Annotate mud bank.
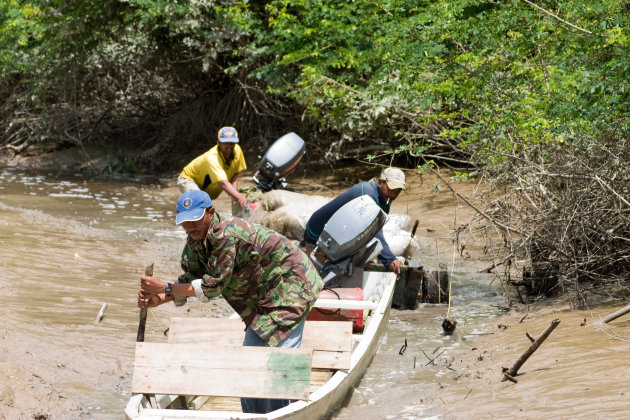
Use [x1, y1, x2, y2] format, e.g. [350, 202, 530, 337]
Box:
[420, 298, 630, 419]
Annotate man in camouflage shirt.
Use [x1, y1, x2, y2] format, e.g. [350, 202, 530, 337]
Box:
[138, 190, 324, 413]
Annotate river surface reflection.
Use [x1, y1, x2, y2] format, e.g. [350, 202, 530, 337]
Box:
[0, 163, 505, 419]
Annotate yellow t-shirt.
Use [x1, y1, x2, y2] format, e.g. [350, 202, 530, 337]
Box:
[179, 144, 247, 199]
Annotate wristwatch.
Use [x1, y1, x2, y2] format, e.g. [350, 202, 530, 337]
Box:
[165, 283, 173, 297]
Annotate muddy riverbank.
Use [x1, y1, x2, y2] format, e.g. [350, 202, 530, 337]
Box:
[419, 298, 630, 420]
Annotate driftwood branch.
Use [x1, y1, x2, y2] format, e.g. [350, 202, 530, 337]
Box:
[95, 303, 108, 323]
[602, 304, 630, 324]
[503, 373, 518, 383]
[594, 175, 630, 208]
[419, 347, 445, 366]
[502, 319, 561, 382]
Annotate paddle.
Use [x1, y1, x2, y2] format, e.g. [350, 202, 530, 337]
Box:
[136, 263, 154, 342]
[136, 263, 159, 408]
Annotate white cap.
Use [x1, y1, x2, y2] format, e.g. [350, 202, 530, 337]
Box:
[380, 167, 406, 190]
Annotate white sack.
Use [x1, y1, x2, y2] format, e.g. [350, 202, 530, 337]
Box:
[249, 190, 330, 240]
[383, 214, 412, 256]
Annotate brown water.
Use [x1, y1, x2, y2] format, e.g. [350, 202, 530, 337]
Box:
[2, 163, 625, 419]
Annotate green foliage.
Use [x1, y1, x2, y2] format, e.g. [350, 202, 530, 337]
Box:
[4, 0, 627, 296]
[99, 149, 140, 176]
[0, 1, 44, 78]
[431, 182, 442, 194]
[0, 0, 268, 158]
[242, 0, 630, 164]
[0, 0, 256, 94]
[416, 160, 435, 176]
[2, 0, 630, 173]
[451, 170, 477, 182]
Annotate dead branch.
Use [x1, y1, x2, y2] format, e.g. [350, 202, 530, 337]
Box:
[502, 318, 561, 382]
[469, 138, 630, 300]
[426, 163, 526, 236]
[602, 304, 630, 324]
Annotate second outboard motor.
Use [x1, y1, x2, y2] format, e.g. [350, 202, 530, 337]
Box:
[313, 195, 387, 284]
[253, 132, 306, 192]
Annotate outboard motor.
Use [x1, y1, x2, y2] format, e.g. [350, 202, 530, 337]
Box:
[313, 195, 387, 284]
[253, 132, 306, 192]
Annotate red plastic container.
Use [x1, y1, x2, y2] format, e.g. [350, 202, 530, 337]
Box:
[307, 287, 365, 332]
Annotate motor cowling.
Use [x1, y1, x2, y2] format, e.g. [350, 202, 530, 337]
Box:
[317, 195, 387, 264]
[253, 132, 306, 192]
[314, 195, 387, 284]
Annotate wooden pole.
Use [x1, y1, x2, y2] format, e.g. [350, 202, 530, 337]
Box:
[135, 263, 158, 408]
[502, 318, 560, 382]
[602, 304, 630, 324]
[136, 263, 154, 342]
[410, 220, 419, 238]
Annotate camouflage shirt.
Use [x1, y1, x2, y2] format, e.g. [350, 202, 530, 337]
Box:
[178, 212, 324, 346]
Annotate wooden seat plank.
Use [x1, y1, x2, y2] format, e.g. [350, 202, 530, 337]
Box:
[168, 318, 352, 370]
[132, 342, 312, 400]
[169, 318, 351, 351]
[168, 318, 244, 345]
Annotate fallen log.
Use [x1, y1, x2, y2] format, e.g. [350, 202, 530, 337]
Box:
[501, 318, 561, 382]
[602, 304, 630, 324]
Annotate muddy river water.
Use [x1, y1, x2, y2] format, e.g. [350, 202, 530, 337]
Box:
[1, 162, 629, 419]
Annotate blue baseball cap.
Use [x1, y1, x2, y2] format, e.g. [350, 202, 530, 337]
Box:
[217, 126, 239, 143]
[176, 190, 213, 225]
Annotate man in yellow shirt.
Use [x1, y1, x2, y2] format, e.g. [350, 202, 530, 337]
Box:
[177, 126, 248, 208]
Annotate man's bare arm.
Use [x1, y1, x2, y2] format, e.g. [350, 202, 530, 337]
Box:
[219, 175, 247, 207]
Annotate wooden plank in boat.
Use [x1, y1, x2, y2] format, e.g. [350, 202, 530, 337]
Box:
[168, 318, 352, 370]
[197, 396, 241, 411]
[169, 318, 243, 345]
[131, 342, 312, 400]
[168, 318, 351, 351]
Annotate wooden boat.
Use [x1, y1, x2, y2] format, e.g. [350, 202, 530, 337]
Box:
[125, 268, 396, 420]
